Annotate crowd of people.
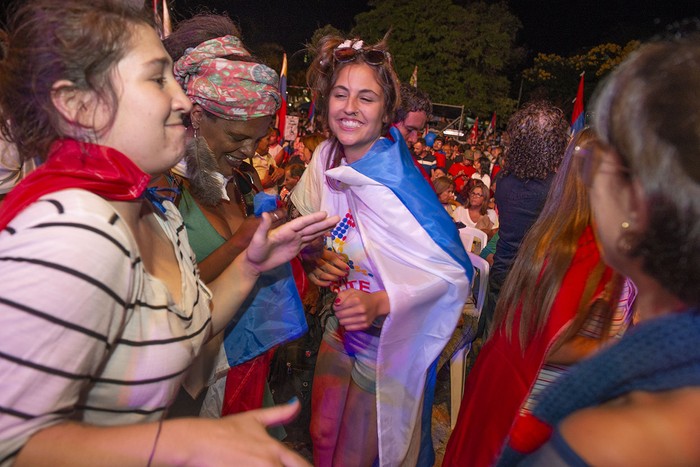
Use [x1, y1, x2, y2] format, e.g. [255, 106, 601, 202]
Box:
[0, 1, 698, 466]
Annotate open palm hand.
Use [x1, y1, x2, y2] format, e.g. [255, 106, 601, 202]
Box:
[245, 211, 340, 273]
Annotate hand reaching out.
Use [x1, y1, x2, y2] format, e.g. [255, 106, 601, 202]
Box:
[175, 400, 311, 467]
[15, 400, 311, 467]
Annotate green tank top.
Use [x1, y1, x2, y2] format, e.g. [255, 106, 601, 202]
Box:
[178, 188, 225, 261]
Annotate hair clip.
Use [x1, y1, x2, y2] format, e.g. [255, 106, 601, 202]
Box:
[336, 39, 364, 51]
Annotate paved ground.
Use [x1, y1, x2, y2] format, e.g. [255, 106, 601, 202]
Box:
[432, 335, 483, 466]
[431, 364, 453, 466]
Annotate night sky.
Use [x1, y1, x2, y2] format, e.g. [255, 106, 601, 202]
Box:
[169, 0, 700, 56]
[0, 0, 696, 56]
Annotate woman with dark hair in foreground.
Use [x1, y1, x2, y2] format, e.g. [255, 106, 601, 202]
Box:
[0, 1, 336, 464]
[499, 37, 700, 466]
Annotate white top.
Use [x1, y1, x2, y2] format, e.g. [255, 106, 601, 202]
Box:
[268, 143, 284, 165]
[0, 189, 212, 465]
[293, 151, 382, 297]
[452, 206, 499, 230]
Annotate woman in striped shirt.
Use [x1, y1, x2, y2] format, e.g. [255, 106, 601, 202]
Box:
[0, 1, 336, 465]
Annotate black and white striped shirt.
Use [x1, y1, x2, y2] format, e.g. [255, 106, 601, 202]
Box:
[0, 189, 212, 465]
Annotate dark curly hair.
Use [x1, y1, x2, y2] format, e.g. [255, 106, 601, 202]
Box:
[162, 13, 241, 61]
[0, 0, 152, 162]
[592, 37, 700, 306]
[502, 100, 569, 180]
[394, 83, 432, 123]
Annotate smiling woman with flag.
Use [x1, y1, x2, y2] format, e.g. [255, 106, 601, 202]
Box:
[291, 35, 471, 466]
[160, 13, 309, 422]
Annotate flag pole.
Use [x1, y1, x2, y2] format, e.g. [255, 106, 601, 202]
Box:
[276, 53, 288, 141]
[409, 65, 418, 88]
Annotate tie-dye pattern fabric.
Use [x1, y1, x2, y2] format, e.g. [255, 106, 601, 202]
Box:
[173, 35, 281, 120]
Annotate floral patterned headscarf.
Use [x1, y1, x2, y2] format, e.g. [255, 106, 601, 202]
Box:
[173, 35, 281, 120]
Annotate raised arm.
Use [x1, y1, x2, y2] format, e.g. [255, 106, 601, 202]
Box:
[194, 208, 285, 284]
[207, 210, 339, 334]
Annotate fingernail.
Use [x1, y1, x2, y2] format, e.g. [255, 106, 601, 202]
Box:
[287, 396, 299, 405]
[334, 298, 341, 305]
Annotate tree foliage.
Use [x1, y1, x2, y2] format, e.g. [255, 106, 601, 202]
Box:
[254, 42, 285, 73]
[343, 0, 522, 120]
[522, 41, 640, 115]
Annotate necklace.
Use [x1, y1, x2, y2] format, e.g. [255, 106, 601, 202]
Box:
[225, 173, 247, 219]
[227, 167, 259, 218]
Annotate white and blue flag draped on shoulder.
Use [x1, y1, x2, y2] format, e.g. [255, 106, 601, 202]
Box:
[317, 127, 471, 466]
[350, 128, 473, 281]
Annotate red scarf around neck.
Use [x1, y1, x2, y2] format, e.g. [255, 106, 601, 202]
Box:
[0, 139, 149, 230]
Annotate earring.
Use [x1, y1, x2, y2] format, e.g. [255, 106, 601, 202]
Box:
[193, 126, 199, 140]
[617, 220, 640, 256]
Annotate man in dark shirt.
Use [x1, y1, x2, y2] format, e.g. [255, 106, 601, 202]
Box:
[478, 100, 570, 337]
[413, 138, 437, 174]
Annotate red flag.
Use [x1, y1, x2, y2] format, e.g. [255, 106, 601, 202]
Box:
[468, 117, 479, 144]
[571, 72, 585, 134]
[486, 112, 496, 137]
[276, 53, 288, 141]
[307, 91, 316, 131]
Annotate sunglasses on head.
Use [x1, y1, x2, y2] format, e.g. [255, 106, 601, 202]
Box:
[333, 46, 388, 66]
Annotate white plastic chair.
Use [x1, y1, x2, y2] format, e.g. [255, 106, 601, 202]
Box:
[458, 226, 488, 255]
[450, 251, 489, 428]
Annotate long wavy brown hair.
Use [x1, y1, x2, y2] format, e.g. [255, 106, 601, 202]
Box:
[306, 34, 401, 176]
[491, 128, 623, 349]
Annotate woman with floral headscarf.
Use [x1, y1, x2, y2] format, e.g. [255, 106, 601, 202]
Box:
[158, 14, 305, 420]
